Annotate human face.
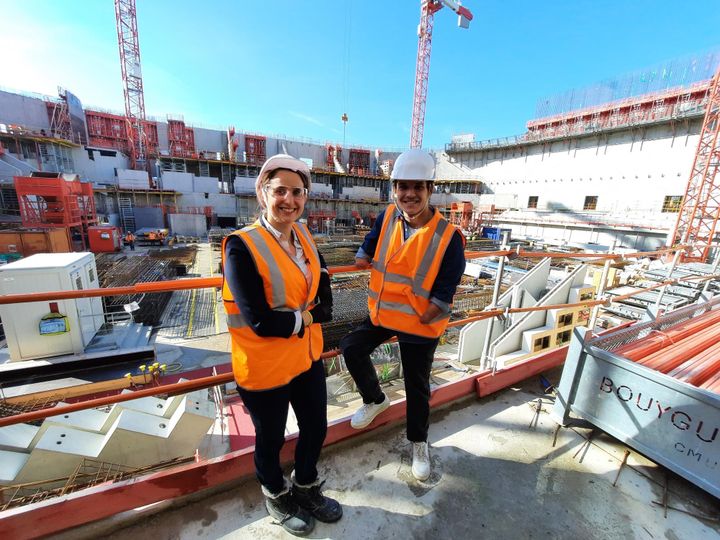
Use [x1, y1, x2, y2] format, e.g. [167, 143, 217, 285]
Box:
[263, 169, 307, 228]
[393, 180, 431, 217]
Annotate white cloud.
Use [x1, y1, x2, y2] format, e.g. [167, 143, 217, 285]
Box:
[288, 111, 324, 126]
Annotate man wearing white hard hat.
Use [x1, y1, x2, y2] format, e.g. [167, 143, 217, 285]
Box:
[222, 154, 341, 536]
[340, 148, 466, 481]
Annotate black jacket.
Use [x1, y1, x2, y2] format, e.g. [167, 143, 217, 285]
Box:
[223, 234, 332, 339]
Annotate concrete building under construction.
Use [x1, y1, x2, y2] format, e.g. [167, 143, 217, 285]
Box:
[0, 9, 719, 538]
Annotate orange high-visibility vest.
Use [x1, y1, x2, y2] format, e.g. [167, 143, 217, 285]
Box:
[221, 221, 323, 390]
[368, 204, 459, 338]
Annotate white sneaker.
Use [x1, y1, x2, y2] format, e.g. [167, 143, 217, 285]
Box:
[350, 394, 390, 429]
[412, 442, 431, 481]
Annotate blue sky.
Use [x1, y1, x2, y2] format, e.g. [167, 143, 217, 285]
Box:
[2, 0, 719, 150]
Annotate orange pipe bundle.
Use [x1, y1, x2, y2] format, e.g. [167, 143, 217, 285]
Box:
[635, 324, 720, 372]
[667, 340, 720, 387]
[614, 309, 720, 360]
[700, 371, 720, 393]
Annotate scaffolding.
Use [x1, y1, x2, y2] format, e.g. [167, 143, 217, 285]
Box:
[14, 173, 98, 249]
[525, 83, 710, 142]
[348, 148, 371, 176]
[244, 135, 266, 165]
[167, 118, 196, 159]
[85, 110, 158, 156]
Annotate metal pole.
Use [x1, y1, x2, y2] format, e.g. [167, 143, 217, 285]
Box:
[702, 248, 720, 293]
[480, 255, 506, 369]
[654, 249, 682, 310]
[588, 258, 612, 331]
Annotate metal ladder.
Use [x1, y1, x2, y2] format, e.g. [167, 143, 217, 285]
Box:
[38, 143, 59, 172]
[221, 164, 231, 185]
[119, 197, 136, 233]
[199, 161, 210, 177]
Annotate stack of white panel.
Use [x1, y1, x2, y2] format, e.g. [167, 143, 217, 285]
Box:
[0, 387, 215, 488]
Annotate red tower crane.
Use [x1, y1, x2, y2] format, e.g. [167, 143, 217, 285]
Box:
[115, 0, 147, 169]
[669, 69, 720, 262]
[410, 0, 472, 149]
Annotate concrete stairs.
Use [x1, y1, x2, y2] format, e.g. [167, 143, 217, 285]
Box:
[0, 384, 215, 488]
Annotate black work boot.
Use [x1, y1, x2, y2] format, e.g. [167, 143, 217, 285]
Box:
[291, 476, 343, 523]
[263, 484, 315, 537]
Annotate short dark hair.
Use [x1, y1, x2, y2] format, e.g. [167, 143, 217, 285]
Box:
[393, 180, 434, 191]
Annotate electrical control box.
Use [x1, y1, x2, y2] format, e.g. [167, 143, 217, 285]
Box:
[0, 252, 104, 361]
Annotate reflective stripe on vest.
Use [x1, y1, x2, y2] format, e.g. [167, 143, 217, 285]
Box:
[367, 289, 450, 323]
[243, 227, 286, 309]
[221, 221, 324, 390]
[368, 204, 457, 338]
[374, 207, 450, 298]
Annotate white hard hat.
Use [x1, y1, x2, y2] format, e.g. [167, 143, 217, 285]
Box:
[390, 149, 435, 182]
[255, 154, 311, 205]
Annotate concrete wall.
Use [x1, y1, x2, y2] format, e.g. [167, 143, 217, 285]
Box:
[193, 127, 225, 153]
[117, 168, 150, 190]
[435, 120, 702, 218]
[208, 193, 236, 217]
[168, 214, 207, 236]
[234, 176, 255, 195]
[161, 171, 193, 192]
[72, 147, 129, 184]
[0, 91, 50, 130]
[156, 122, 170, 155]
[134, 207, 164, 229]
[176, 192, 236, 218]
[193, 176, 219, 194]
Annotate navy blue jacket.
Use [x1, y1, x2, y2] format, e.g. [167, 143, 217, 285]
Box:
[224, 234, 332, 339]
[357, 208, 466, 309]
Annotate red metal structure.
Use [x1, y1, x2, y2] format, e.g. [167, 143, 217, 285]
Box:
[306, 210, 336, 232]
[14, 173, 98, 250]
[227, 126, 239, 161]
[244, 135, 267, 165]
[410, 0, 472, 149]
[669, 70, 720, 262]
[115, 0, 147, 169]
[348, 148, 371, 175]
[86, 109, 158, 156]
[45, 97, 71, 142]
[167, 118, 196, 158]
[326, 144, 342, 170]
[450, 201, 473, 228]
[526, 82, 710, 143]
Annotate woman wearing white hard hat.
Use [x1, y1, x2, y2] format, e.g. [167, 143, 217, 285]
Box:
[340, 148, 466, 481]
[221, 154, 341, 536]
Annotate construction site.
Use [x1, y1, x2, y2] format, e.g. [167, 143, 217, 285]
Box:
[0, 1, 719, 538]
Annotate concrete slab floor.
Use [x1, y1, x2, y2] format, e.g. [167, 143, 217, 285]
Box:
[60, 375, 719, 540]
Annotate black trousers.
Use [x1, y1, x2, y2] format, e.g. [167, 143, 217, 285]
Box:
[237, 359, 327, 495]
[340, 317, 438, 442]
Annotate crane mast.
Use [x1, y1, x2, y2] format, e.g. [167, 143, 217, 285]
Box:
[410, 0, 472, 149]
[669, 68, 720, 262]
[115, 0, 147, 169]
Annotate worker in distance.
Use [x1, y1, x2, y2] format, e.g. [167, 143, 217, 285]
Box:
[222, 154, 341, 536]
[341, 148, 466, 481]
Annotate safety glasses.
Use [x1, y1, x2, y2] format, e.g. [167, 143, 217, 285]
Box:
[265, 185, 309, 199]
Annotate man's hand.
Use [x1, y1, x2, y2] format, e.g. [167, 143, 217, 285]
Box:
[355, 257, 372, 269]
[420, 303, 443, 324]
[301, 310, 313, 327]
